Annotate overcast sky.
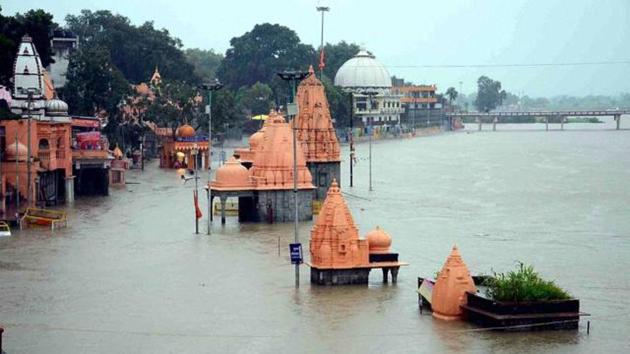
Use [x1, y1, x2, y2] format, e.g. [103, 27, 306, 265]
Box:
[4, 0, 629, 97]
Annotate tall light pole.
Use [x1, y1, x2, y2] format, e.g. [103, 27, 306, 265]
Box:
[202, 79, 222, 235]
[316, 6, 330, 80]
[277, 70, 310, 288]
[363, 90, 378, 192]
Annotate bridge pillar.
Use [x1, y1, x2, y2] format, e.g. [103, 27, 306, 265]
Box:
[492, 117, 497, 131]
[545, 117, 549, 131]
[616, 115, 621, 130]
[478, 117, 482, 131]
[560, 116, 565, 130]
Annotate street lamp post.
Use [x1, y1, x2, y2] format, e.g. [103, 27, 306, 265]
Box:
[202, 79, 223, 235]
[277, 70, 310, 288]
[363, 90, 379, 192]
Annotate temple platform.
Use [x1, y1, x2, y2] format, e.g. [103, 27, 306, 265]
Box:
[308, 261, 408, 285]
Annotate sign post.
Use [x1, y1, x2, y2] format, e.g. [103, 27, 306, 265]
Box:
[289, 243, 303, 265]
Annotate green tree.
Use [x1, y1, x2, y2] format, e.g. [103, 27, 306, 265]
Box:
[65, 10, 197, 84]
[185, 48, 223, 81]
[206, 89, 241, 133]
[474, 75, 507, 112]
[235, 82, 274, 117]
[321, 76, 351, 128]
[217, 23, 315, 91]
[445, 87, 458, 104]
[144, 79, 200, 131]
[322, 41, 361, 81]
[0, 8, 57, 85]
[63, 44, 130, 117]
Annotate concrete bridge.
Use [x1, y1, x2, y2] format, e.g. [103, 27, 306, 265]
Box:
[446, 110, 630, 131]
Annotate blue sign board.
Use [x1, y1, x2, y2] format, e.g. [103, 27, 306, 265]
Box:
[289, 243, 303, 264]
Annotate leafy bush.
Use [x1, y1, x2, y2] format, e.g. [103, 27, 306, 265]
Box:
[484, 262, 570, 302]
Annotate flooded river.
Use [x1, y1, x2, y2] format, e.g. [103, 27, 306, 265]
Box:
[1, 119, 630, 353]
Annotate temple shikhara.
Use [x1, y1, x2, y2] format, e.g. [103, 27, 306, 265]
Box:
[219, 65, 341, 224]
[211, 111, 314, 223]
[293, 65, 341, 199]
[308, 180, 406, 285]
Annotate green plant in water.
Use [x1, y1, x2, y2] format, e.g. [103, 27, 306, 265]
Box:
[483, 262, 570, 302]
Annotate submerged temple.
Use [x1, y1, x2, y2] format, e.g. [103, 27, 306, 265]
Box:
[294, 65, 341, 199]
[234, 65, 340, 201]
[308, 180, 406, 285]
[431, 246, 477, 320]
[210, 111, 314, 223]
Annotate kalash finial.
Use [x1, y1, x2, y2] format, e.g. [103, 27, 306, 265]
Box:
[328, 178, 340, 193]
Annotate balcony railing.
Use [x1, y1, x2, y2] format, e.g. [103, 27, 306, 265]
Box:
[38, 150, 51, 162]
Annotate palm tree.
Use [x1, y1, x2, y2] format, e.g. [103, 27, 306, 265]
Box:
[446, 87, 458, 104]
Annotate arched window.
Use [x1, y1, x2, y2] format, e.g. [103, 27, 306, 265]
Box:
[39, 138, 49, 150]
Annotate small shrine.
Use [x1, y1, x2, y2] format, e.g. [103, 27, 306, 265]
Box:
[159, 124, 209, 169]
[431, 246, 476, 320]
[210, 111, 315, 223]
[307, 180, 406, 285]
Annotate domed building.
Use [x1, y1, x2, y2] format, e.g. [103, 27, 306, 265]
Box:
[210, 111, 315, 224]
[308, 180, 407, 285]
[159, 123, 210, 170]
[334, 50, 403, 129]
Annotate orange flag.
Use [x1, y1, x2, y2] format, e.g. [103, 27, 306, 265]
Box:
[318, 49, 325, 72]
[194, 190, 203, 219]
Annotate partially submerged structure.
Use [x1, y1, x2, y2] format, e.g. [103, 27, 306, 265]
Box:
[159, 124, 209, 170]
[2, 35, 74, 216]
[71, 117, 112, 196]
[210, 111, 314, 223]
[0, 35, 116, 219]
[308, 180, 406, 285]
[293, 66, 341, 199]
[418, 247, 585, 330]
[431, 246, 477, 320]
[235, 66, 341, 202]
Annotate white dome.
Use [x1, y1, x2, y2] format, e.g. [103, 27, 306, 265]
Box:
[45, 98, 68, 116]
[334, 50, 392, 90]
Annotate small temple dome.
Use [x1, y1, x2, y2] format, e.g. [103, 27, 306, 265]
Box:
[176, 124, 196, 138]
[334, 50, 392, 89]
[5, 141, 28, 161]
[212, 157, 251, 190]
[366, 226, 392, 254]
[45, 98, 69, 116]
[248, 130, 264, 151]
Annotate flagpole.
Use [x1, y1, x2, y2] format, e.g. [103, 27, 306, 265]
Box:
[317, 6, 330, 79]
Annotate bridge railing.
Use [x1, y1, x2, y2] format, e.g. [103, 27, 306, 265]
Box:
[446, 110, 630, 117]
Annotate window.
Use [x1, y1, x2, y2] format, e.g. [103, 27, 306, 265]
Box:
[39, 139, 50, 150]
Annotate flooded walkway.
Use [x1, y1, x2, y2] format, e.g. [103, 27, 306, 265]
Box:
[1, 120, 630, 353]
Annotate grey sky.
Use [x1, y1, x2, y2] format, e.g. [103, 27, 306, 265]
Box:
[4, 0, 629, 96]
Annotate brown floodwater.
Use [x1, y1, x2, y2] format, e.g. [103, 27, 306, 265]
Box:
[1, 118, 629, 353]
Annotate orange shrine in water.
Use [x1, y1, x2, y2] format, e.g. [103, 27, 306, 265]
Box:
[307, 180, 407, 285]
